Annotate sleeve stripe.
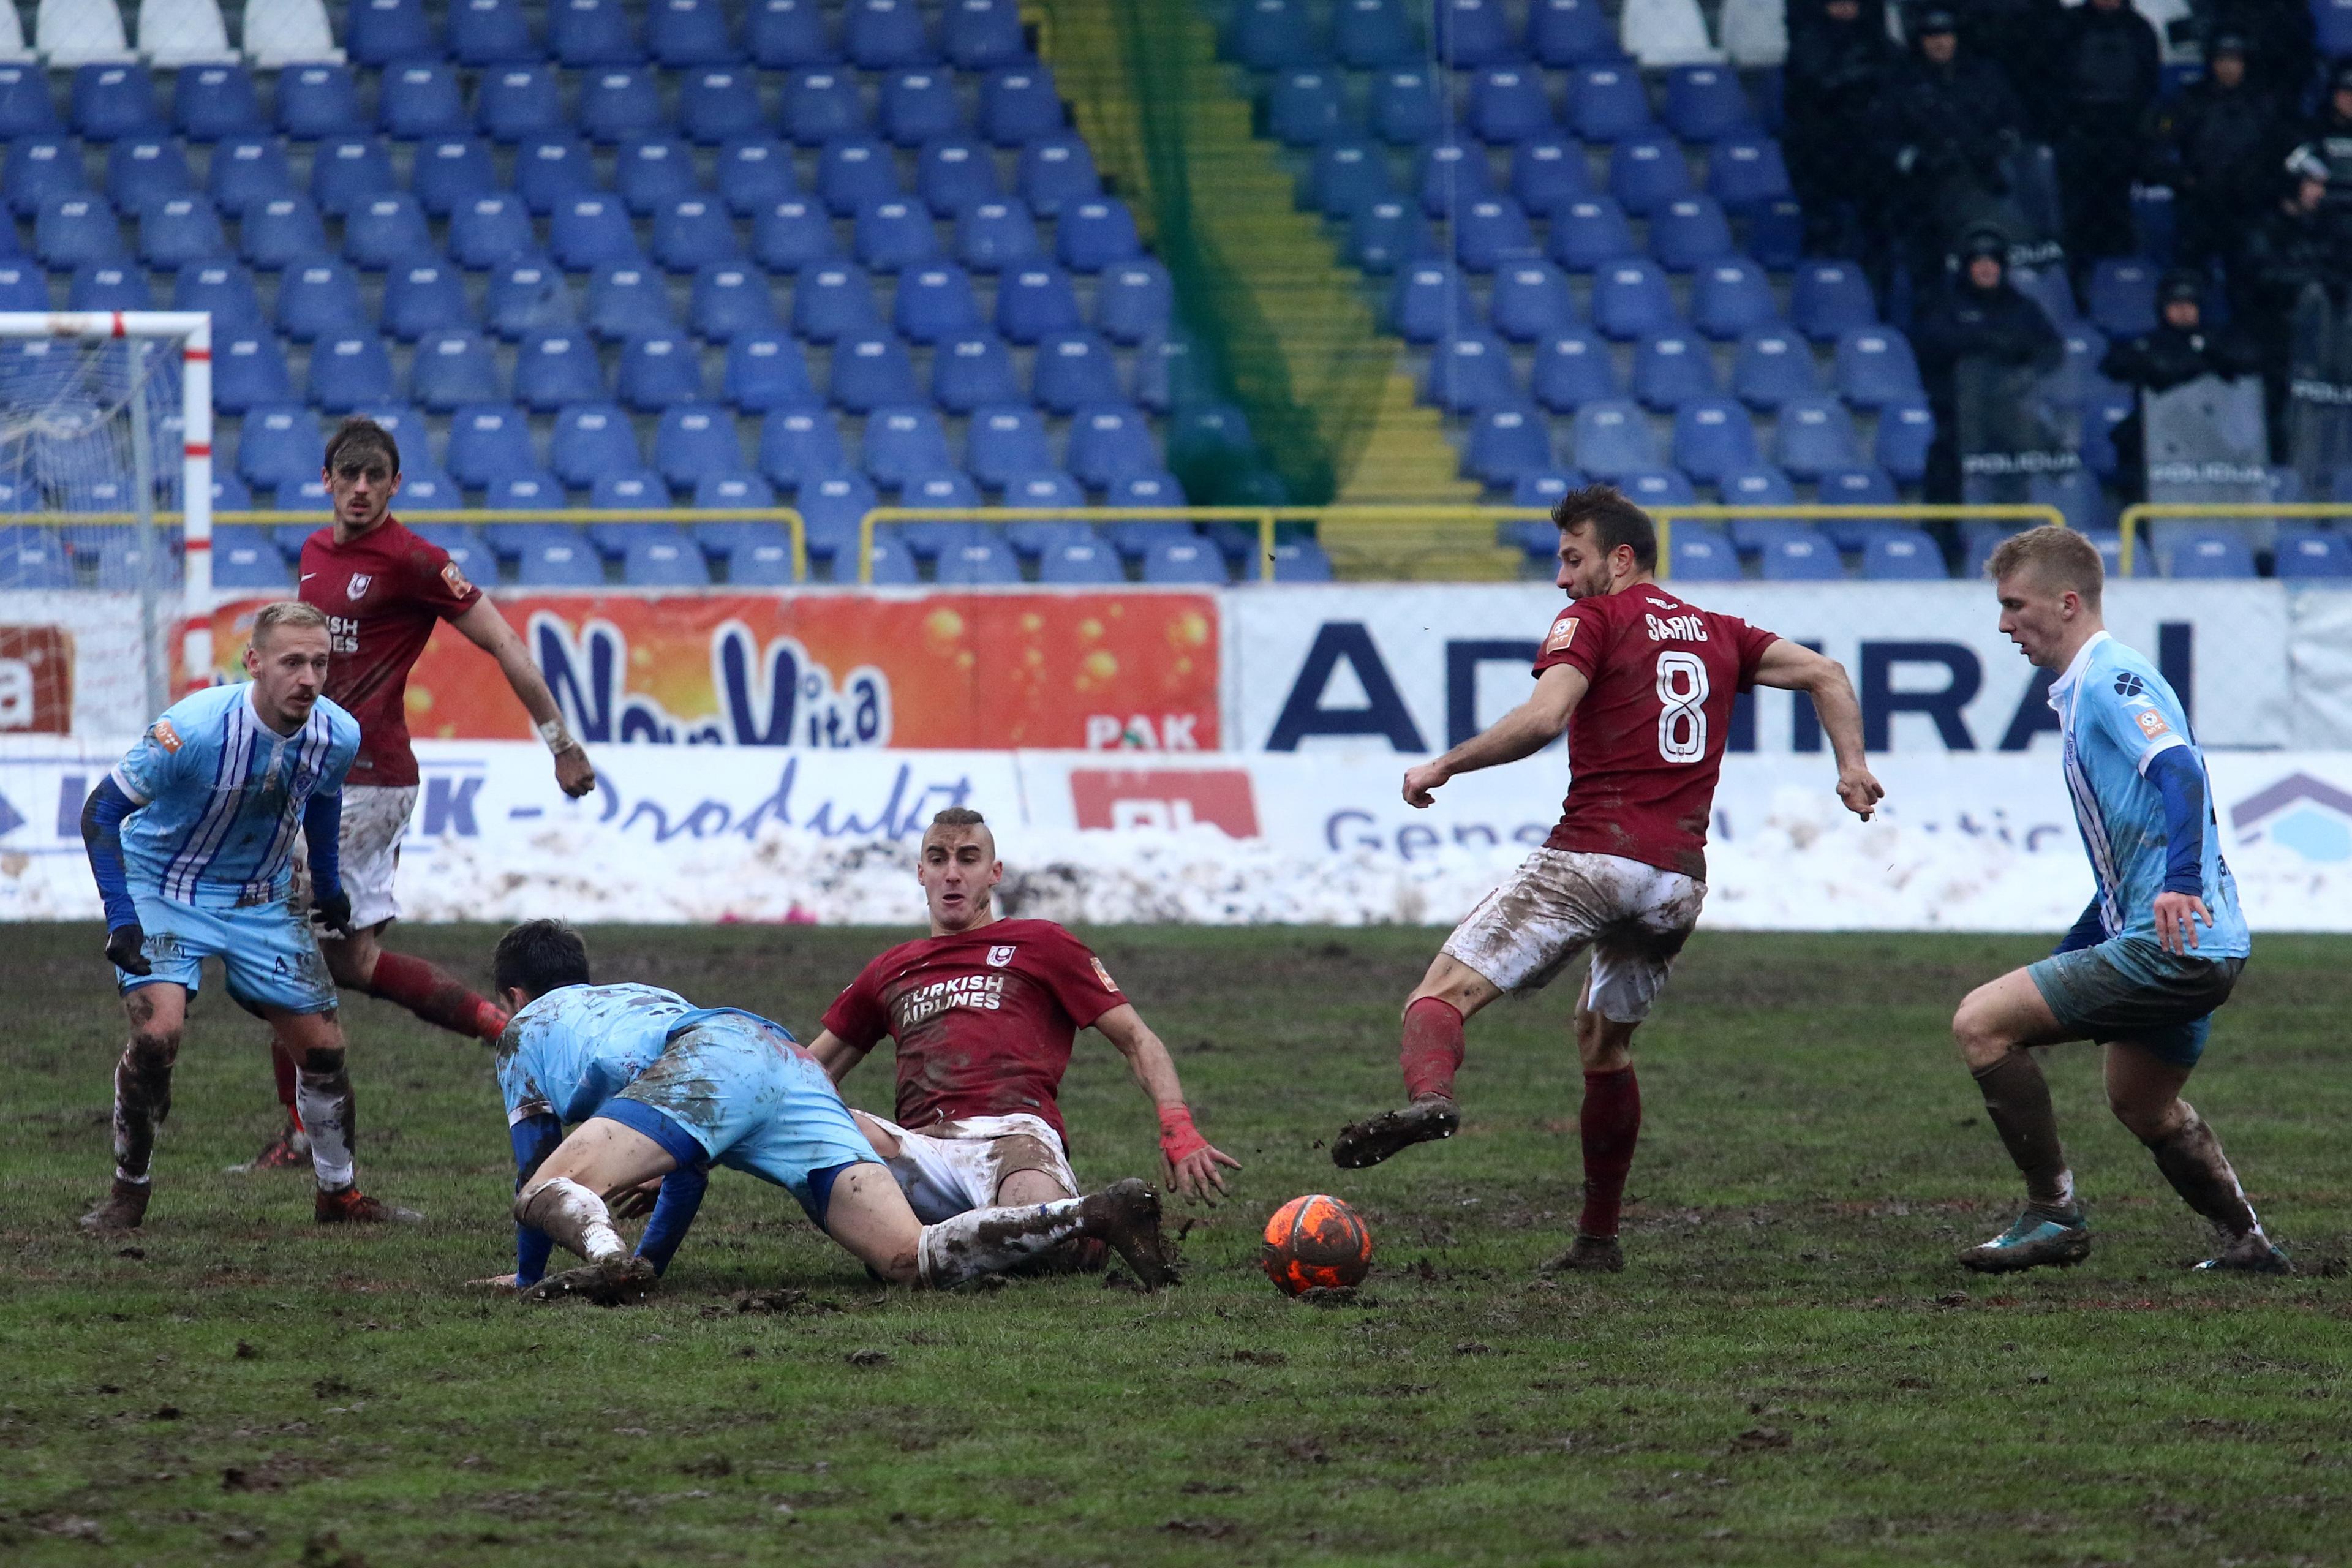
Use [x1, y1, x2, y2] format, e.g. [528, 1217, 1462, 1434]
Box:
[2132, 732, 2188, 775]
[107, 764, 152, 807]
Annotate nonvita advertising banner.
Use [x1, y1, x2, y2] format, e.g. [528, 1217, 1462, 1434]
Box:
[9, 740, 2351, 932]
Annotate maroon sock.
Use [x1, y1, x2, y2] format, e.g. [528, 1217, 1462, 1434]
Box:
[1398, 997, 1466, 1102]
[271, 1041, 303, 1128]
[369, 951, 506, 1042]
[1578, 1067, 1642, 1239]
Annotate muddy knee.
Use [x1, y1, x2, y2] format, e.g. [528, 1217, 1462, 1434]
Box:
[125, 1027, 181, 1072]
[2110, 1089, 2187, 1145]
[1950, 1001, 2011, 1071]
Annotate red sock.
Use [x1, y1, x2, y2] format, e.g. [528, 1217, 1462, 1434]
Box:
[369, 951, 508, 1042]
[271, 1041, 303, 1129]
[1578, 1067, 1642, 1239]
[1398, 997, 1466, 1102]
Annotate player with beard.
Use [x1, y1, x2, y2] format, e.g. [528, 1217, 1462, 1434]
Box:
[804, 808, 1240, 1252]
[1330, 486, 1884, 1273]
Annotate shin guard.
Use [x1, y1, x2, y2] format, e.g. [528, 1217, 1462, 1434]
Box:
[294, 1047, 357, 1191]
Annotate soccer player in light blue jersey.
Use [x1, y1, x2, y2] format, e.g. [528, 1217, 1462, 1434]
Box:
[1950, 528, 2286, 1275]
[77, 601, 416, 1233]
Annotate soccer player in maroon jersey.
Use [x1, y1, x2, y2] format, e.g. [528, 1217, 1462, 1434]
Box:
[244, 418, 598, 1169]
[1332, 486, 1885, 1272]
[805, 807, 1240, 1246]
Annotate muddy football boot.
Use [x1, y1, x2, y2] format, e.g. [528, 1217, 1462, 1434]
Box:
[315, 1186, 423, 1224]
[1080, 1178, 1175, 1289]
[1545, 1234, 1625, 1273]
[229, 1122, 311, 1174]
[524, 1255, 658, 1306]
[1958, 1205, 2091, 1273]
[1332, 1095, 1461, 1169]
[78, 1177, 151, 1235]
[2193, 1232, 2292, 1275]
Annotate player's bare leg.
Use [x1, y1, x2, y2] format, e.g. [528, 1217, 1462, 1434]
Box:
[2105, 1041, 2289, 1274]
[1951, 970, 2091, 1272]
[265, 1006, 419, 1224]
[1548, 979, 1639, 1274]
[514, 1120, 674, 1303]
[1332, 956, 1501, 1168]
[81, 984, 188, 1234]
[824, 1163, 1174, 1289]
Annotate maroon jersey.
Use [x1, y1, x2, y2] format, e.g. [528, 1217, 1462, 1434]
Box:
[1532, 582, 1780, 880]
[298, 516, 481, 788]
[820, 918, 1129, 1140]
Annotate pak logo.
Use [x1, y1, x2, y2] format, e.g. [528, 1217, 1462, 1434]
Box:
[345, 573, 373, 601]
[1091, 956, 1118, 992]
[151, 718, 182, 753]
[440, 561, 471, 597]
[1544, 618, 1579, 654]
[2135, 709, 2172, 740]
[987, 944, 1016, 968]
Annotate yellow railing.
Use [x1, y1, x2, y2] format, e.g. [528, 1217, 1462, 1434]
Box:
[2116, 502, 2352, 577]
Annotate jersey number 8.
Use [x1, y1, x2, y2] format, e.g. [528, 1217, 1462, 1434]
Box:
[1655, 650, 1708, 764]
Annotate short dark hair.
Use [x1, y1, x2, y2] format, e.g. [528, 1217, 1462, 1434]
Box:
[1552, 484, 1658, 573]
[492, 919, 590, 1000]
[323, 417, 400, 477]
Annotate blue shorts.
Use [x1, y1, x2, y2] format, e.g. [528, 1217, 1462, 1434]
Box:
[601, 1010, 877, 1221]
[116, 891, 337, 1016]
[2027, 935, 2244, 1067]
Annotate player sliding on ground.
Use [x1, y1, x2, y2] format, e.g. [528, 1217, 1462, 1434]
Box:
[484, 919, 1176, 1302]
[77, 601, 413, 1232]
[1950, 527, 2286, 1275]
[243, 418, 598, 1174]
[804, 807, 1240, 1250]
[1332, 486, 1883, 1272]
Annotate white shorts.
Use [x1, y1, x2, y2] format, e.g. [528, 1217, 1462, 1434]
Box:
[1441, 848, 1706, 1024]
[292, 785, 417, 930]
[862, 1113, 1080, 1224]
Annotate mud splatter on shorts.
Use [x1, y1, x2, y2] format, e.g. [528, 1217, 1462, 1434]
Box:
[1441, 848, 1706, 1023]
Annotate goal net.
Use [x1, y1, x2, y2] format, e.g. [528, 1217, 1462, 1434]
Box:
[0, 312, 214, 729]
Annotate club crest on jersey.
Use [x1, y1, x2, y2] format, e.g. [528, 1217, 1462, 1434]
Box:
[345, 573, 373, 601]
[441, 560, 472, 597]
[1544, 617, 1580, 654]
[987, 944, 1016, 968]
[1091, 957, 1118, 992]
[2136, 709, 2172, 739]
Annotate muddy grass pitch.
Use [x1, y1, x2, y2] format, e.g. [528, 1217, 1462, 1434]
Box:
[4, 924, 2347, 1566]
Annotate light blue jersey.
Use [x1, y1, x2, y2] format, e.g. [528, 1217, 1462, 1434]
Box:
[495, 982, 701, 1127]
[2051, 631, 2248, 956]
[111, 683, 360, 910]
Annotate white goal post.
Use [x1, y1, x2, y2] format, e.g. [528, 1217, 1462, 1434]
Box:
[0, 310, 214, 700]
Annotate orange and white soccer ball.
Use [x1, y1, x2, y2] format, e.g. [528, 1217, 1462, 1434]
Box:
[1261, 1194, 1374, 1296]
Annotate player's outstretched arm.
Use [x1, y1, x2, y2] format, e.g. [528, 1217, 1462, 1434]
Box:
[1404, 663, 1588, 808]
[1751, 640, 1884, 821]
[1092, 1003, 1242, 1204]
[805, 1028, 868, 1086]
[450, 598, 597, 798]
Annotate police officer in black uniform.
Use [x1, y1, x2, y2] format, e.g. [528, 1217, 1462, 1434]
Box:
[1912, 225, 2067, 500]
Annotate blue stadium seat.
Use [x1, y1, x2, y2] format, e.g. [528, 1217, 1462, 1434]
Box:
[2024, 470, 2109, 534]
[1095, 259, 1171, 345]
[1422, 330, 1517, 413]
[1306, 139, 1392, 219]
[1058, 198, 1142, 273]
[518, 535, 606, 586]
[863, 405, 957, 487]
[514, 330, 607, 411]
[2080, 388, 2133, 478]
[2087, 258, 2158, 341]
[1725, 469, 1809, 554]
[213, 333, 293, 412]
[1672, 398, 1761, 483]
[880, 68, 961, 146]
[1663, 66, 1752, 141]
[1834, 325, 1924, 409]
[236, 404, 322, 491]
[793, 263, 881, 342]
[71, 64, 160, 142]
[719, 331, 813, 411]
[307, 334, 396, 412]
[1466, 66, 1555, 145]
[453, 0, 538, 65]
[818, 137, 902, 214]
[274, 258, 361, 342]
[1815, 465, 1900, 549]
[91, 535, 184, 590]
[1692, 257, 1778, 341]
[1416, 137, 1496, 216]
[380, 62, 468, 140]
[1547, 195, 1637, 272]
[1632, 329, 1719, 410]
[138, 195, 224, 269]
[955, 199, 1042, 272]
[485, 255, 578, 341]
[1706, 136, 1792, 213]
[1484, 261, 1577, 346]
[1862, 528, 1948, 580]
[1532, 0, 1619, 64]
[1531, 328, 1618, 411]
[614, 331, 704, 410]
[1876, 399, 1934, 483]
[1130, 333, 1199, 415]
[896, 479, 982, 559]
[412, 136, 499, 217]
[1776, 397, 1863, 478]
[1038, 537, 1124, 584]
[1571, 399, 1658, 479]
[63, 261, 146, 311]
[650, 403, 740, 488]
[1435, 0, 1512, 63]
[550, 402, 641, 485]
[1649, 196, 1733, 271]
[1749, 196, 1806, 269]
[107, 137, 193, 209]
[979, 63, 1063, 146]
[552, 196, 643, 271]
[348, 0, 438, 65]
[654, 195, 743, 271]
[1668, 527, 1741, 581]
[309, 135, 396, 219]
[1001, 473, 1087, 525]
[854, 197, 940, 271]
[759, 404, 851, 488]
[752, 197, 841, 271]
[1032, 330, 1122, 414]
[1270, 67, 1345, 149]
[1591, 257, 1678, 341]
[893, 263, 981, 343]
[681, 66, 765, 145]
[829, 332, 921, 411]
[1454, 197, 1538, 272]
[644, 0, 739, 64]
[1730, 326, 1819, 409]
[6, 137, 90, 217]
[1347, 198, 1429, 274]
[1510, 134, 1592, 214]
[446, 404, 540, 488]
[685, 262, 774, 339]
[1390, 261, 1464, 344]
[846, 0, 935, 67]
[1335, 0, 1416, 66]
[2164, 530, 2253, 579]
[1791, 259, 1875, 341]
[1140, 538, 1224, 585]
[483, 515, 586, 561]
[621, 533, 709, 586]
[1231, 0, 1318, 68]
[1264, 539, 1330, 581]
[1570, 64, 1653, 142]
[720, 137, 801, 214]
[35, 195, 121, 268]
[0, 65, 54, 140]
[477, 66, 564, 144]
[212, 522, 292, 589]
[398, 471, 468, 513]
[2011, 265, 2077, 327]
[1370, 67, 1442, 145]
[944, 0, 1027, 68]
[747, 0, 834, 65]
[1617, 469, 1695, 514]
[2275, 528, 2352, 581]
[1018, 135, 1101, 217]
[809, 477, 886, 570]
[929, 535, 1016, 585]
[0, 261, 40, 312]
[347, 405, 425, 466]
[1465, 401, 1553, 485]
[516, 133, 598, 215]
[966, 406, 1055, 486]
[932, 330, 1021, 412]
[1068, 404, 1158, 489]
[344, 194, 432, 271]
[2043, 323, 2110, 408]
[450, 194, 536, 268]
[412, 330, 505, 412]
[1509, 467, 1583, 511]
[1608, 137, 1692, 217]
[173, 262, 260, 330]
[616, 134, 699, 214]
[996, 264, 1082, 344]
[915, 135, 1002, 216]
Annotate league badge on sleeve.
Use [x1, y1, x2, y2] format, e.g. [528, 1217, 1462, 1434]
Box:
[151, 718, 182, 752]
[442, 561, 472, 597]
[2136, 709, 2172, 740]
[1091, 957, 1118, 992]
[1545, 616, 1580, 654]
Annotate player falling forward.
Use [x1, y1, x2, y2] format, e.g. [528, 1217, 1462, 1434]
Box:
[77, 602, 412, 1232]
[1950, 528, 2285, 1275]
[1332, 486, 1883, 1272]
[805, 807, 1240, 1243]
[243, 418, 598, 1172]
[486, 921, 1176, 1302]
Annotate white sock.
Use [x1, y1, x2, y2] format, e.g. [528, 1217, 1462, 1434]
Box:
[519, 1177, 626, 1265]
[295, 1061, 356, 1191]
[916, 1198, 1087, 1287]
